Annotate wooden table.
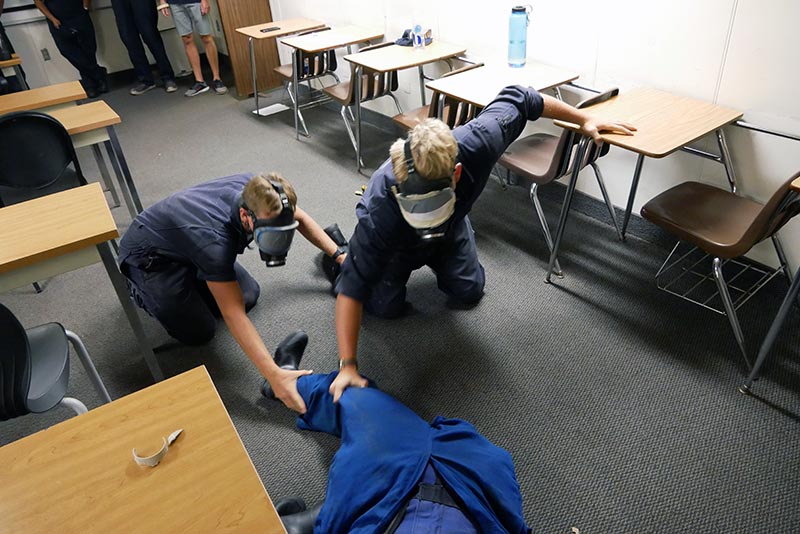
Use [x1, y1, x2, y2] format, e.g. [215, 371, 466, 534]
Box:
[236, 17, 325, 116]
[425, 62, 579, 108]
[281, 25, 384, 139]
[0, 184, 163, 381]
[0, 53, 29, 90]
[543, 87, 743, 282]
[0, 80, 85, 115]
[47, 100, 144, 219]
[0, 366, 285, 533]
[343, 41, 467, 171]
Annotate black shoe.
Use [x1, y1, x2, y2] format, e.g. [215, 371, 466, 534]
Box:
[321, 223, 348, 289]
[274, 496, 307, 517]
[323, 223, 348, 247]
[261, 330, 309, 398]
[95, 67, 109, 94]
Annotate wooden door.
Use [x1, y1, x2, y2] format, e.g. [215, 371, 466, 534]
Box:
[217, 0, 282, 97]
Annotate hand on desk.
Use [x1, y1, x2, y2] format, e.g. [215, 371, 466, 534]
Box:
[271, 367, 313, 413]
[581, 118, 637, 145]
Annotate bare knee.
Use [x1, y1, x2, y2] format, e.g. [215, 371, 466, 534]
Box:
[200, 34, 214, 44]
[181, 34, 195, 45]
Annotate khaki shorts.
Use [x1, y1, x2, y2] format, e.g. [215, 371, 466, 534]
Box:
[170, 3, 211, 37]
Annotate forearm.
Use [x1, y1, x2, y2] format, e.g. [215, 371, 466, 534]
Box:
[540, 93, 592, 126]
[297, 214, 339, 257]
[335, 294, 362, 362]
[221, 308, 280, 380]
[33, 0, 58, 23]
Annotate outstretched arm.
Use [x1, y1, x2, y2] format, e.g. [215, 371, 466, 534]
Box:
[540, 93, 636, 144]
[330, 294, 368, 402]
[295, 207, 346, 266]
[207, 280, 312, 413]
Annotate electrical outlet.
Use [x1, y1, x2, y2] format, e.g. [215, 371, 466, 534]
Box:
[41, 48, 50, 61]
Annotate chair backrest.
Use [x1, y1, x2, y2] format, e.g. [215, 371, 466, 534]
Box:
[0, 303, 32, 421]
[429, 63, 485, 127]
[549, 87, 620, 181]
[0, 111, 86, 207]
[293, 27, 338, 80]
[748, 170, 800, 246]
[345, 41, 399, 106]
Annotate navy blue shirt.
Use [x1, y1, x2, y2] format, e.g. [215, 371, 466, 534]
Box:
[44, 0, 87, 20]
[337, 85, 545, 302]
[118, 174, 253, 282]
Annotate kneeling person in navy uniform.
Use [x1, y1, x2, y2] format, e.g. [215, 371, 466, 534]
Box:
[118, 172, 346, 412]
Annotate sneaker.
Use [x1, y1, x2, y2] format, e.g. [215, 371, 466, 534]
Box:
[211, 79, 227, 95]
[164, 79, 178, 93]
[184, 81, 209, 97]
[129, 82, 155, 96]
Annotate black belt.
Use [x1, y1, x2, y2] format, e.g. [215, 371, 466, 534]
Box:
[384, 482, 462, 534]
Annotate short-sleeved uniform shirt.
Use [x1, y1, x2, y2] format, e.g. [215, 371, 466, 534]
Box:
[117, 174, 253, 283]
[337, 85, 545, 303]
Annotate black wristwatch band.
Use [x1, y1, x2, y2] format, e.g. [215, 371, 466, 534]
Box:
[331, 246, 346, 261]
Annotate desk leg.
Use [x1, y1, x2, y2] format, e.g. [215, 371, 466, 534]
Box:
[546, 137, 590, 283]
[107, 126, 143, 214]
[621, 154, 646, 240]
[355, 64, 363, 172]
[97, 242, 164, 382]
[91, 144, 120, 208]
[14, 65, 29, 90]
[104, 140, 138, 220]
[740, 267, 800, 392]
[716, 129, 738, 193]
[250, 37, 258, 114]
[292, 49, 300, 140]
[418, 65, 426, 106]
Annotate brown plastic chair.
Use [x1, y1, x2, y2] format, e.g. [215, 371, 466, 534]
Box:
[323, 41, 402, 164]
[273, 27, 339, 137]
[391, 62, 484, 130]
[641, 172, 800, 368]
[498, 88, 623, 277]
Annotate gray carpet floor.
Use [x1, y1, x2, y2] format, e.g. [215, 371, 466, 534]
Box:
[2, 79, 799, 533]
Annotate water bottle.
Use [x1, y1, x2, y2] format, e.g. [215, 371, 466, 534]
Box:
[412, 22, 426, 50]
[508, 5, 531, 68]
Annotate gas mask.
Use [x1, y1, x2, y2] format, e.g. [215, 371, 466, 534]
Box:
[244, 181, 299, 267]
[391, 138, 456, 242]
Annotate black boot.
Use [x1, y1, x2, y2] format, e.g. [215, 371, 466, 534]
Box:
[274, 496, 307, 516]
[321, 223, 348, 289]
[261, 330, 309, 398]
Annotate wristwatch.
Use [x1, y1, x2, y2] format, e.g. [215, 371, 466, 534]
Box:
[331, 246, 346, 261]
[339, 358, 358, 371]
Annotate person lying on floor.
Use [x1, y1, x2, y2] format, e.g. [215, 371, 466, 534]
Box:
[263, 331, 532, 534]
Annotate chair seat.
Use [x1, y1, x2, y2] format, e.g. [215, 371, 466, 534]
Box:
[26, 322, 70, 413]
[274, 63, 293, 80]
[392, 105, 431, 130]
[0, 168, 83, 207]
[498, 133, 561, 185]
[322, 81, 351, 106]
[641, 182, 764, 259]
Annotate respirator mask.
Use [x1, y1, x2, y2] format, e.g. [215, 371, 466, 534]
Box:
[244, 181, 299, 267]
[391, 138, 456, 242]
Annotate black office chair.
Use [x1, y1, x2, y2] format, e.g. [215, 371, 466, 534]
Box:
[0, 111, 89, 293]
[0, 302, 111, 423]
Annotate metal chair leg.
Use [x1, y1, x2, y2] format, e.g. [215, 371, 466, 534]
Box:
[341, 106, 364, 168]
[771, 235, 792, 285]
[712, 257, 752, 369]
[531, 184, 563, 277]
[58, 397, 88, 416]
[286, 82, 309, 137]
[66, 330, 112, 403]
[388, 93, 403, 115]
[591, 162, 623, 240]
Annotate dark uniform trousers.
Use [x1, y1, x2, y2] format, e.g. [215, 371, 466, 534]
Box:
[110, 0, 174, 84]
[364, 216, 485, 319]
[47, 11, 105, 92]
[122, 258, 260, 345]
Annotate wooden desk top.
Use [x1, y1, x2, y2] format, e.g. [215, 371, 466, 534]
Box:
[46, 100, 121, 135]
[0, 367, 285, 533]
[0, 183, 118, 274]
[281, 25, 384, 53]
[0, 80, 86, 115]
[344, 41, 467, 72]
[426, 62, 579, 108]
[554, 87, 743, 158]
[0, 53, 22, 68]
[236, 17, 325, 40]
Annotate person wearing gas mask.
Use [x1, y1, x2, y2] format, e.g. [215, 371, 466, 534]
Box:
[117, 172, 347, 413]
[330, 85, 636, 400]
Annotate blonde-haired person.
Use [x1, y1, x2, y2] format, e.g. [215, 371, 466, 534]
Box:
[330, 85, 636, 401]
[117, 172, 346, 413]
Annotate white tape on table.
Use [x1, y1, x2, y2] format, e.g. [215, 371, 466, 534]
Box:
[132, 429, 183, 467]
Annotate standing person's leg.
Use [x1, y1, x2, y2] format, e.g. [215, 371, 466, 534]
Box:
[170, 4, 202, 83]
[129, 0, 175, 86]
[71, 10, 107, 93]
[111, 0, 156, 89]
[428, 216, 485, 307]
[47, 20, 99, 97]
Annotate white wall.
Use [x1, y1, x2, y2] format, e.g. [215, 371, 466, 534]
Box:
[270, 0, 800, 271]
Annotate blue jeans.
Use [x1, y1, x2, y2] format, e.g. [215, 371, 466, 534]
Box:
[111, 0, 174, 84]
